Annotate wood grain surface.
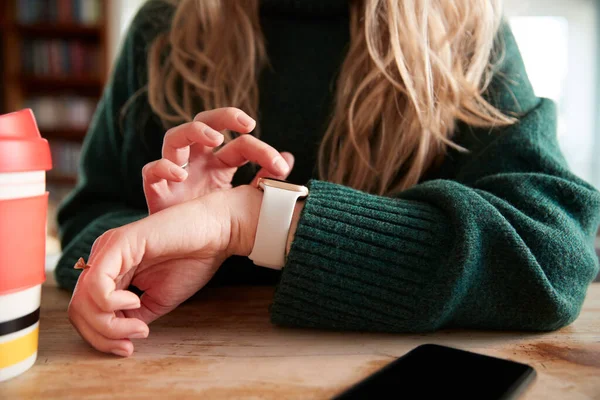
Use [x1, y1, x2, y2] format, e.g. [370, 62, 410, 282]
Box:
[1, 284, 599, 399]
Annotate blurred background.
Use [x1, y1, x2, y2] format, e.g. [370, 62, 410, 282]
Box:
[0, 0, 599, 274]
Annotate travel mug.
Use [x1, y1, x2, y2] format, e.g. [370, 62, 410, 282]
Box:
[0, 109, 52, 382]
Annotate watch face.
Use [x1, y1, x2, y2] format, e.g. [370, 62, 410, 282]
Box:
[258, 178, 309, 197]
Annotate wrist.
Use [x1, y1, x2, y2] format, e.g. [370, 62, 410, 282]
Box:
[225, 185, 263, 257]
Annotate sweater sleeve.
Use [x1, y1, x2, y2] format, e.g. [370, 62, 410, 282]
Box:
[54, 3, 170, 290]
[271, 32, 600, 333]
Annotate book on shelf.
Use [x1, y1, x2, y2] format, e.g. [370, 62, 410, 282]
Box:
[25, 96, 96, 130]
[22, 39, 101, 78]
[17, 0, 103, 25]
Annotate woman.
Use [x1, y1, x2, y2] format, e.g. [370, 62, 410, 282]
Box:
[58, 0, 600, 358]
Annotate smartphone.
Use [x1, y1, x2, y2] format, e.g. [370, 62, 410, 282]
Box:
[333, 344, 536, 400]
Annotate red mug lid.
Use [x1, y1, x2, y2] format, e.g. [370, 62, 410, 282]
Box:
[0, 109, 52, 173]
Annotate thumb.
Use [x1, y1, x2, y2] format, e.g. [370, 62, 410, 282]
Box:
[122, 257, 216, 324]
[122, 292, 172, 324]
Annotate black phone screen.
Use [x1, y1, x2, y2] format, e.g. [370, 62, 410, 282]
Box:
[333, 344, 536, 400]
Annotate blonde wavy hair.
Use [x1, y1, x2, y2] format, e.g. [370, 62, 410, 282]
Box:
[147, 0, 515, 195]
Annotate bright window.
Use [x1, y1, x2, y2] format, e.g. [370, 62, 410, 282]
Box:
[506, 0, 599, 189]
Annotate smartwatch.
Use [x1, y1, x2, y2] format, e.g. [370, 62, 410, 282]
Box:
[248, 178, 309, 269]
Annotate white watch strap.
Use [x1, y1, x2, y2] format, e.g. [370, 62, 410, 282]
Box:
[248, 185, 303, 269]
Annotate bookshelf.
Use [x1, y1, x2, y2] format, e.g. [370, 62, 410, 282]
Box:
[16, 22, 103, 37]
[0, 0, 110, 187]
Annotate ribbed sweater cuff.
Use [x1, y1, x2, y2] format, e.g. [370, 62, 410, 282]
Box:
[270, 180, 453, 332]
[55, 209, 146, 291]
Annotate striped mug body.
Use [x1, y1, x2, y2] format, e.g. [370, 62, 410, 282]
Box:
[0, 286, 42, 381]
[0, 109, 52, 381]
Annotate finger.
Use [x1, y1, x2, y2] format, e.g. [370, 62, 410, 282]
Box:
[193, 107, 256, 133]
[87, 230, 141, 313]
[88, 228, 117, 265]
[72, 283, 148, 340]
[214, 135, 290, 176]
[122, 292, 177, 325]
[250, 152, 295, 187]
[162, 121, 225, 166]
[142, 159, 188, 186]
[89, 234, 110, 267]
[87, 305, 149, 340]
[123, 293, 164, 324]
[87, 267, 141, 313]
[70, 309, 134, 357]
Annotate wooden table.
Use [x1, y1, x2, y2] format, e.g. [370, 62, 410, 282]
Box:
[2, 284, 599, 399]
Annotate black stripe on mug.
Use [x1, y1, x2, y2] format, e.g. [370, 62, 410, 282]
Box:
[0, 308, 40, 336]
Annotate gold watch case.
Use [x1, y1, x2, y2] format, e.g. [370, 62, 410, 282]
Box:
[256, 177, 309, 198]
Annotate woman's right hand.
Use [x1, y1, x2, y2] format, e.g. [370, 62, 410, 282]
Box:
[142, 107, 294, 215]
[67, 185, 263, 357]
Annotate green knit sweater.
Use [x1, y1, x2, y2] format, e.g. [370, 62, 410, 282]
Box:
[56, 0, 600, 332]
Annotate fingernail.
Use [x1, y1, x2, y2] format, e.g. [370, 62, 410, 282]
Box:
[203, 127, 223, 140]
[122, 301, 141, 310]
[112, 349, 129, 357]
[129, 331, 148, 339]
[273, 156, 289, 175]
[237, 113, 255, 128]
[170, 166, 188, 180]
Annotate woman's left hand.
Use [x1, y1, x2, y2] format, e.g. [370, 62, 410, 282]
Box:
[142, 107, 294, 215]
[67, 185, 262, 357]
